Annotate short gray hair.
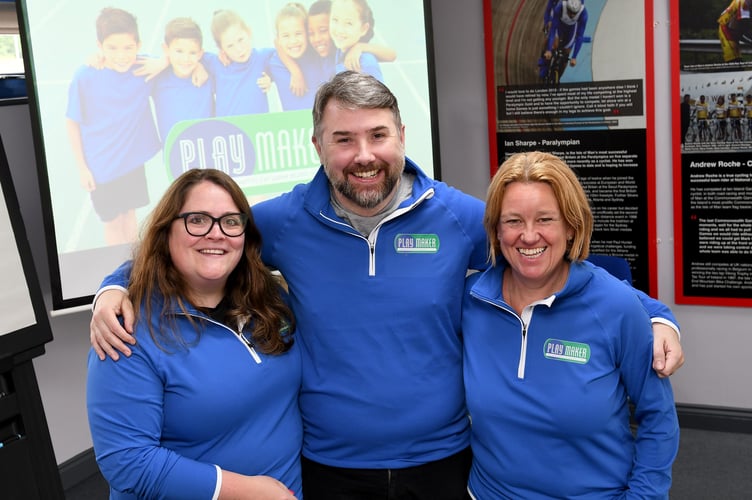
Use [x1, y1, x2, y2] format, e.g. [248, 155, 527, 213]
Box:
[312, 71, 402, 140]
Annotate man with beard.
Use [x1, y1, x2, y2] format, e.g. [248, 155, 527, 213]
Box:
[91, 71, 684, 500]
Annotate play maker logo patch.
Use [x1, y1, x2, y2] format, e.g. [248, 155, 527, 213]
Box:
[544, 339, 590, 364]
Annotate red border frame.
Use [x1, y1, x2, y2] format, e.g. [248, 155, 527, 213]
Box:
[482, 0, 659, 297]
[669, 0, 752, 306]
[483, 0, 498, 177]
[644, 0, 658, 298]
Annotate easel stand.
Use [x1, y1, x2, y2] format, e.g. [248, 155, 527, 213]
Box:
[0, 346, 64, 499]
[0, 136, 64, 498]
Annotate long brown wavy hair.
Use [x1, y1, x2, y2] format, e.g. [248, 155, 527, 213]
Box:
[128, 168, 295, 354]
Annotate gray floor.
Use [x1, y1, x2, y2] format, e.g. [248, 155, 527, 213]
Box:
[65, 428, 752, 499]
[669, 428, 752, 499]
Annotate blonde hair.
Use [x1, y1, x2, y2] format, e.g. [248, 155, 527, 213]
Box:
[211, 10, 251, 48]
[484, 151, 593, 265]
[276, 3, 308, 35]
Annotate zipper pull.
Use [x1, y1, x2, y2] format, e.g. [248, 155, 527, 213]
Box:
[239, 327, 262, 364]
[248, 345, 262, 364]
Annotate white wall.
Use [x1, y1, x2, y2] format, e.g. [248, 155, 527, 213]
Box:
[0, 0, 749, 466]
[651, 2, 752, 409]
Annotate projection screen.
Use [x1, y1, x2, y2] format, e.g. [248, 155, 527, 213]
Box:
[17, 0, 439, 310]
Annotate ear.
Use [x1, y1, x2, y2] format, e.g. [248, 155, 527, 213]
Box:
[312, 135, 323, 158]
[359, 22, 370, 40]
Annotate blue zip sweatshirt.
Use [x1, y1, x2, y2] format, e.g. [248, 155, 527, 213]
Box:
[252, 159, 488, 467]
[98, 160, 680, 471]
[87, 297, 303, 499]
[463, 260, 679, 499]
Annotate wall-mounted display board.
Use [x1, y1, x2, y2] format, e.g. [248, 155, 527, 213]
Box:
[0, 134, 63, 499]
[17, 0, 440, 310]
[670, 0, 752, 307]
[483, 0, 659, 296]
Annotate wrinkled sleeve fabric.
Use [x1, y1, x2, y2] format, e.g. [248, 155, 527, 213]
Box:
[87, 345, 219, 498]
[631, 285, 681, 337]
[615, 301, 680, 499]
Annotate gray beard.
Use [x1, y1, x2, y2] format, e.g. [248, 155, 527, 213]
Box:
[334, 171, 400, 209]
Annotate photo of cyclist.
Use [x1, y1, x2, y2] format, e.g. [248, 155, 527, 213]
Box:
[718, 0, 752, 63]
[694, 95, 711, 142]
[727, 92, 744, 140]
[542, 0, 588, 82]
[744, 93, 752, 138]
[713, 94, 729, 141]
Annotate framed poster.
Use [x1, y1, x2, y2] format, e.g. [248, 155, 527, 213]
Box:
[670, 0, 752, 307]
[484, 0, 659, 296]
[17, 0, 439, 310]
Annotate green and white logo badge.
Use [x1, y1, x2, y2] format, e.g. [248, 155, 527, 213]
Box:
[394, 234, 440, 254]
[544, 339, 590, 364]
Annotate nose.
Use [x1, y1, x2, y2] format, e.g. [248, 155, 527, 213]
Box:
[519, 223, 539, 243]
[354, 140, 375, 164]
[206, 220, 225, 238]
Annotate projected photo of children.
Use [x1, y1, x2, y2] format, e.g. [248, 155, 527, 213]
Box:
[21, 0, 433, 305]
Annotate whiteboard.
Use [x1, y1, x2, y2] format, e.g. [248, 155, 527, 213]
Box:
[0, 135, 52, 356]
[0, 184, 35, 336]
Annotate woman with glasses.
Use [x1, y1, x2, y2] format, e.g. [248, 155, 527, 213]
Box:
[86, 168, 301, 499]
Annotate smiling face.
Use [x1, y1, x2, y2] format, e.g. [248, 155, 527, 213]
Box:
[219, 23, 253, 63]
[277, 15, 308, 59]
[497, 181, 573, 291]
[98, 33, 141, 72]
[168, 181, 245, 305]
[329, 0, 369, 52]
[164, 38, 204, 78]
[308, 12, 332, 58]
[313, 100, 405, 216]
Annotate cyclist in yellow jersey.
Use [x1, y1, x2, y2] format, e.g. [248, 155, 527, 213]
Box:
[728, 93, 744, 140]
[718, 0, 752, 62]
[714, 95, 728, 141]
[695, 95, 710, 142]
[744, 94, 752, 139]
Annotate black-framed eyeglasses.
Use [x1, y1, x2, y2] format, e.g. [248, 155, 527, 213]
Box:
[174, 212, 248, 237]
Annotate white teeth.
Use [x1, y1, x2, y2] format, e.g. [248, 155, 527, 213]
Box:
[353, 170, 378, 178]
[200, 249, 225, 255]
[518, 247, 545, 257]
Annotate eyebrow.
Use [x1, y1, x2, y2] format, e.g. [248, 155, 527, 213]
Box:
[330, 125, 391, 137]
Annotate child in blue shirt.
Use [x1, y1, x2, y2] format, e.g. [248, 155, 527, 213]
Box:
[151, 17, 215, 143]
[203, 10, 274, 117]
[267, 0, 396, 106]
[330, 0, 383, 81]
[65, 7, 160, 246]
[267, 3, 324, 111]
